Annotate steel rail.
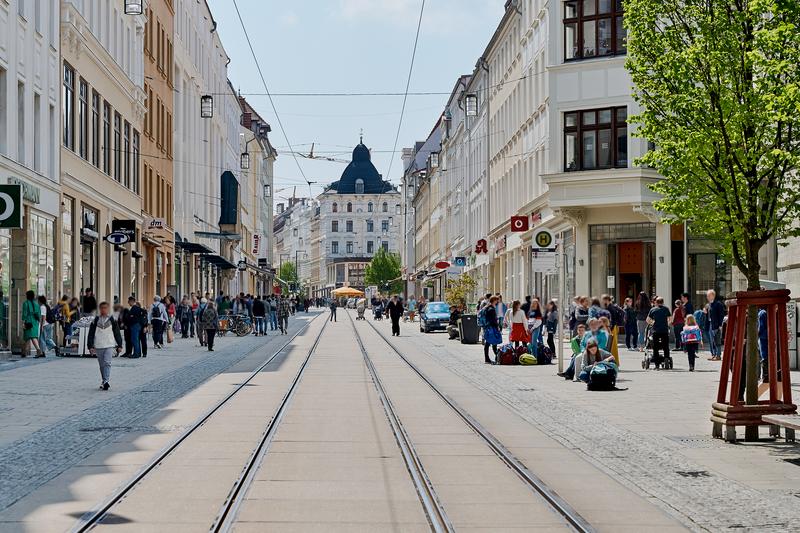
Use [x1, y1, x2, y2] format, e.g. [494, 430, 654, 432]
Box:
[348, 311, 455, 533]
[362, 313, 596, 533]
[212, 317, 330, 532]
[70, 313, 325, 533]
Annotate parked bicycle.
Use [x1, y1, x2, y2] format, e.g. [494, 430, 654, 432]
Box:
[217, 314, 253, 337]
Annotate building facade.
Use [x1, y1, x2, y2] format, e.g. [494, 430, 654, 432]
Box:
[0, 0, 62, 353]
[60, 0, 146, 311]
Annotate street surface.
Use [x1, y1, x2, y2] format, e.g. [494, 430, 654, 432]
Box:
[0, 309, 798, 532]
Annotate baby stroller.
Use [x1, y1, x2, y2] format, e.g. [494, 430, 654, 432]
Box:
[373, 304, 384, 321]
[356, 299, 366, 320]
[641, 324, 674, 369]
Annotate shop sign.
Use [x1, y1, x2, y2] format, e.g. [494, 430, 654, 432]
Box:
[112, 219, 137, 239]
[6, 177, 40, 204]
[258, 257, 269, 268]
[252, 234, 261, 254]
[238, 260, 247, 271]
[453, 256, 467, 267]
[147, 218, 166, 230]
[0, 184, 23, 229]
[495, 235, 507, 252]
[475, 239, 488, 254]
[104, 232, 130, 245]
[510, 215, 529, 232]
[531, 211, 542, 225]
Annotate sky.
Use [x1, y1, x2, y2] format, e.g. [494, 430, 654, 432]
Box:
[206, 0, 505, 202]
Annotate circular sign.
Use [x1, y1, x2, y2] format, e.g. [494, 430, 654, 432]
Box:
[435, 261, 450, 269]
[0, 192, 14, 221]
[534, 230, 553, 249]
[511, 218, 526, 231]
[104, 232, 129, 245]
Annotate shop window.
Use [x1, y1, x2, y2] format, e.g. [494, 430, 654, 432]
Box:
[0, 229, 11, 350]
[28, 213, 55, 300]
[62, 197, 74, 295]
[564, 106, 627, 171]
[564, 0, 626, 61]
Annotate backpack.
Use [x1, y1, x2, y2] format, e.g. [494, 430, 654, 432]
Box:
[45, 305, 58, 324]
[150, 304, 161, 321]
[537, 345, 553, 365]
[681, 326, 702, 344]
[477, 306, 488, 328]
[497, 344, 518, 365]
[693, 310, 707, 330]
[608, 304, 625, 327]
[587, 362, 617, 391]
[519, 353, 537, 365]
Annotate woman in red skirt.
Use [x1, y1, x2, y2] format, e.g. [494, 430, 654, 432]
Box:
[506, 300, 530, 348]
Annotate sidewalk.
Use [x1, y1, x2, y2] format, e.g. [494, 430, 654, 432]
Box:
[0, 313, 320, 514]
[388, 318, 800, 532]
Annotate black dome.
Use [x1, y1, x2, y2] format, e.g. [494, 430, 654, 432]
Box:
[326, 140, 394, 194]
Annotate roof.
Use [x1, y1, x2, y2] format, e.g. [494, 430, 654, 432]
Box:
[405, 127, 442, 175]
[325, 139, 394, 194]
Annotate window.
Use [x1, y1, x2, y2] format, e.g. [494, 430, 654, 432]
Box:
[33, 93, 41, 171]
[382, 241, 389, 252]
[564, 106, 627, 171]
[62, 196, 74, 295]
[563, 0, 626, 61]
[367, 241, 374, 254]
[346, 241, 353, 254]
[63, 64, 75, 150]
[366, 220, 374, 233]
[0, 67, 7, 155]
[103, 102, 111, 174]
[346, 202, 352, 212]
[381, 220, 389, 232]
[367, 202, 373, 212]
[395, 204, 401, 215]
[91, 91, 100, 167]
[346, 220, 353, 232]
[332, 202, 338, 213]
[331, 220, 339, 232]
[78, 79, 88, 159]
[355, 179, 364, 194]
[123, 121, 131, 188]
[331, 241, 339, 254]
[17, 82, 24, 163]
[113, 112, 122, 181]
[382, 202, 388, 212]
[133, 130, 140, 194]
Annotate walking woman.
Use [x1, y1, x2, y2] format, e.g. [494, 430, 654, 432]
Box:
[482, 296, 502, 364]
[200, 300, 219, 352]
[545, 300, 559, 355]
[506, 300, 529, 349]
[635, 291, 651, 350]
[22, 290, 44, 357]
[87, 302, 123, 390]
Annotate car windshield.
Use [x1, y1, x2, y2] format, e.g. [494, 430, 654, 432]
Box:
[426, 303, 449, 314]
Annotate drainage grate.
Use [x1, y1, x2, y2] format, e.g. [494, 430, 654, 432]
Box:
[676, 470, 711, 478]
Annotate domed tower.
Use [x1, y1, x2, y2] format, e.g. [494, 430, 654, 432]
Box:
[326, 138, 394, 195]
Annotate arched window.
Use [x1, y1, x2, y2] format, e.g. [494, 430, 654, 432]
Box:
[355, 179, 364, 194]
[367, 202, 373, 212]
[332, 202, 338, 213]
[347, 202, 353, 212]
[382, 202, 388, 212]
[395, 204, 401, 214]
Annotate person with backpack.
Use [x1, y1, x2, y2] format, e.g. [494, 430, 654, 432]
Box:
[602, 294, 624, 364]
[577, 339, 615, 384]
[123, 297, 145, 358]
[38, 295, 57, 356]
[149, 296, 168, 349]
[252, 295, 267, 335]
[22, 291, 43, 357]
[199, 300, 219, 351]
[87, 302, 123, 390]
[481, 296, 502, 364]
[680, 314, 703, 371]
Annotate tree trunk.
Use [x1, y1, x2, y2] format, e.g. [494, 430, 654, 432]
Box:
[744, 265, 761, 442]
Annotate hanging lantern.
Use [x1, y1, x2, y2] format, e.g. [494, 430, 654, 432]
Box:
[465, 93, 478, 116]
[124, 0, 143, 15]
[240, 152, 250, 170]
[200, 95, 213, 118]
[263, 184, 271, 199]
[430, 151, 439, 168]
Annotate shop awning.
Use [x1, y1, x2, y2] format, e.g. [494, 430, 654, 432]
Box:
[176, 241, 213, 254]
[201, 254, 237, 270]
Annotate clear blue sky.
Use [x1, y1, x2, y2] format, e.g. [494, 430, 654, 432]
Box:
[206, 0, 504, 200]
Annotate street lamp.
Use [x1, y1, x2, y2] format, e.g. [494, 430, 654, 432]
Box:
[240, 152, 250, 170]
[200, 95, 213, 118]
[465, 93, 478, 116]
[263, 184, 271, 199]
[124, 0, 143, 15]
[429, 151, 439, 168]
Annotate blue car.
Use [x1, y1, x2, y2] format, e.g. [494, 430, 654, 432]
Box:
[420, 301, 450, 333]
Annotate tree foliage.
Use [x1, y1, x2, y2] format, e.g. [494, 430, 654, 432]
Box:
[365, 248, 402, 294]
[625, 0, 800, 288]
[279, 262, 298, 283]
[444, 273, 478, 308]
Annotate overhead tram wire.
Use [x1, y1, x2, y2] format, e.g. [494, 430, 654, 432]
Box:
[386, 0, 426, 182]
[231, 0, 308, 186]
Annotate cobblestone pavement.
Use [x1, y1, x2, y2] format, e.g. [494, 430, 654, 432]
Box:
[382, 317, 800, 532]
[0, 313, 320, 513]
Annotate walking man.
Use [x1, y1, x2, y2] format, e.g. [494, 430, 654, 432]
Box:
[149, 296, 168, 349]
[387, 295, 404, 337]
[329, 298, 338, 322]
[277, 295, 290, 334]
[199, 300, 219, 351]
[123, 297, 145, 358]
[195, 298, 208, 347]
[87, 302, 123, 390]
[268, 296, 278, 331]
[647, 296, 672, 366]
[252, 295, 266, 336]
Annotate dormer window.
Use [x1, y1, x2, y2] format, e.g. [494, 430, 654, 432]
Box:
[355, 179, 364, 194]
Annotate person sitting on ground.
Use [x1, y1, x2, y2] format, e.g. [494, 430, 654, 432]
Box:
[559, 323, 587, 380]
[447, 304, 463, 340]
[581, 318, 609, 352]
[577, 339, 615, 383]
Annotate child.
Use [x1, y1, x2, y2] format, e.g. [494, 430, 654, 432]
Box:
[559, 323, 587, 380]
[681, 315, 703, 371]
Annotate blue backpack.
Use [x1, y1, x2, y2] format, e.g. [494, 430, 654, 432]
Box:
[477, 306, 488, 328]
[587, 362, 617, 391]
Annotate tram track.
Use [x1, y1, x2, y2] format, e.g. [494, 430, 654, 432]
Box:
[355, 311, 595, 533]
[70, 313, 326, 533]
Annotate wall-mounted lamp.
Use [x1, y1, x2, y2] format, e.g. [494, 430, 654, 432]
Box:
[240, 152, 250, 170]
[578, 259, 584, 267]
[124, 0, 143, 15]
[465, 93, 478, 116]
[200, 95, 213, 118]
[659, 256, 665, 264]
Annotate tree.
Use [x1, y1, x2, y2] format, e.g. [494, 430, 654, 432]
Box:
[279, 262, 298, 291]
[626, 0, 800, 436]
[444, 273, 478, 308]
[365, 248, 402, 294]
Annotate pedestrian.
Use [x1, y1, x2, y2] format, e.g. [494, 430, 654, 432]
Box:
[647, 296, 672, 366]
[545, 300, 558, 355]
[277, 295, 290, 334]
[22, 290, 44, 357]
[178, 296, 192, 339]
[681, 292, 694, 317]
[189, 293, 198, 337]
[672, 299, 685, 351]
[481, 296, 502, 364]
[506, 300, 529, 349]
[407, 295, 417, 322]
[527, 298, 544, 355]
[252, 295, 266, 335]
[706, 289, 726, 361]
[681, 315, 703, 371]
[494, 294, 507, 331]
[87, 302, 123, 390]
[82, 288, 98, 317]
[57, 295, 71, 347]
[149, 296, 168, 349]
[200, 300, 219, 351]
[196, 298, 208, 347]
[123, 296, 145, 358]
[635, 291, 651, 350]
[268, 296, 278, 331]
[602, 294, 624, 364]
[329, 298, 338, 322]
[623, 297, 638, 350]
[521, 295, 532, 316]
[38, 295, 56, 356]
[165, 295, 176, 343]
[575, 296, 590, 333]
[387, 295, 404, 336]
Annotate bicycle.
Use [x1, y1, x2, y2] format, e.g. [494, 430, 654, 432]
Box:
[217, 314, 253, 337]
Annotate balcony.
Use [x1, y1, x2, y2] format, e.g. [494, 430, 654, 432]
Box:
[542, 167, 662, 208]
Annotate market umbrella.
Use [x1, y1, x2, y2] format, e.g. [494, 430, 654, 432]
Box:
[332, 287, 365, 298]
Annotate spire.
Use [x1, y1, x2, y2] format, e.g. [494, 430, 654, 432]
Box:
[359, 128, 364, 144]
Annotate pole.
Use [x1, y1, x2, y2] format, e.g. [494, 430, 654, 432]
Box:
[558, 237, 566, 373]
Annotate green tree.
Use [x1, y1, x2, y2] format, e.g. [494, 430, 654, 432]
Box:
[279, 262, 298, 289]
[444, 273, 478, 308]
[626, 0, 800, 434]
[365, 248, 402, 294]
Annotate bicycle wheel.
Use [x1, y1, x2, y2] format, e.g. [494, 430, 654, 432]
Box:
[235, 321, 252, 337]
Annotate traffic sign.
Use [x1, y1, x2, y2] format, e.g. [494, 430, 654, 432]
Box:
[533, 229, 555, 251]
[104, 232, 129, 245]
[0, 184, 23, 229]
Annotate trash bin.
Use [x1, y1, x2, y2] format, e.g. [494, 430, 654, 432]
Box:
[459, 314, 480, 344]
